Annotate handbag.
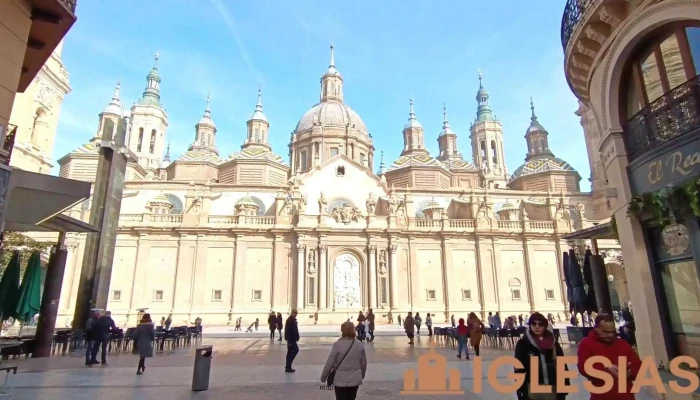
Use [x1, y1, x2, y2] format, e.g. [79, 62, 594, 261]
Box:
[321, 339, 355, 390]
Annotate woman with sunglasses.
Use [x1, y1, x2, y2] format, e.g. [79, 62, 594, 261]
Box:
[514, 312, 568, 400]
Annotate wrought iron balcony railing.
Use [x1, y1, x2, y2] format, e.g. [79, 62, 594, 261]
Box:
[624, 74, 700, 161]
[63, 0, 77, 13]
[561, 0, 595, 51]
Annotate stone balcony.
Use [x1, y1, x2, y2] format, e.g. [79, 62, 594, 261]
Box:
[116, 212, 565, 235]
[561, 0, 646, 101]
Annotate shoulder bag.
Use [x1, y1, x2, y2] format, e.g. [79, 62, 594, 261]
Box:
[321, 339, 355, 390]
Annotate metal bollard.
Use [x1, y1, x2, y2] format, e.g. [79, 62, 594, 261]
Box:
[192, 345, 213, 391]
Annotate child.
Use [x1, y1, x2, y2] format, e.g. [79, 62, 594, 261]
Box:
[456, 318, 470, 359]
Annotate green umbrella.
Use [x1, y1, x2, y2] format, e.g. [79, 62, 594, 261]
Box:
[15, 251, 42, 323]
[0, 251, 21, 321]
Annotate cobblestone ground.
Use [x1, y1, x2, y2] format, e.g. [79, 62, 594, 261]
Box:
[1, 328, 655, 400]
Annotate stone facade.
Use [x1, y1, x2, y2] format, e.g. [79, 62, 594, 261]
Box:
[53, 46, 596, 327]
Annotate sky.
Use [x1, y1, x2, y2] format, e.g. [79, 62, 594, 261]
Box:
[55, 0, 591, 191]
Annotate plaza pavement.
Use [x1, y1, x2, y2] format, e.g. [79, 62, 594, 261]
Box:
[1, 325, 655, 400]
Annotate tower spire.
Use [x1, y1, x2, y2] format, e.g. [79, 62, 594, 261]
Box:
[475, 70, 493, 122]
[329, 43, 335, 68]
[102, 80, 122, 115]
[256, 88, 263, 111]
[530, 97, 538, 121]
[164, 141, 171, 162]
[139, 53, 162, 106]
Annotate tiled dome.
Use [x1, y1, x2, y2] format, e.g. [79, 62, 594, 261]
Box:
[509, 157, 577, 181]
[148, 193, 173, 208]
[295, 102, 368, 136]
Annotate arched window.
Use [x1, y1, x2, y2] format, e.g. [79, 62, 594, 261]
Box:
[164, 194, 184, 214]
[137, 128, 144, 152]
[150, 129, 157, 153]
[621, 23, 700, 120]
[254, 128, 259, 142]
[490, 140, 498, 165]
[30, 109, 48, 147]
[330, 83, 335, 96]
[480, 141, 486, 160]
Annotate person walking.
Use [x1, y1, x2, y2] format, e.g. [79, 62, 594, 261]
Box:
[494, 312, 502, 329]
[320, 321, 367, 400]
[356, 311, 366, 342]
[577, 314, 642, 400]
[160, 317, 165, 328]
[403, 312, 415, 345]
[456, 318, 469, 359]
[94, 311, 116, 366]
[397, 314, 402, 327]
[414, 313, 422, 336]
[84, 310, 100, 366]
[467, 312, 484, 356]
[268, 311, 277, 340]
[487, 312, 495, 328]
[450, 314, 456, 328]
[276, 312, 283, 341]
[387, 310, 393, 325]
[254, 317, 259, 331]
[518, 314, 524, 327]
[426, 314, 433, 337]
[314, 311, 319, 325]
[514, 312, 568, 400]
[134, 313, 155, 375]
[284, 309, 300, 372]
[366, 308, 375, 343]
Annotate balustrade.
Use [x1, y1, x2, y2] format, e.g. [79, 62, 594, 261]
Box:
[149, 214, 182, 223]
[448, 219, 475, 229]
[497, 220, 523, 230]
[527, 220, 554, 230]
[208, 215, 238, 224]
[118, 214, 143, 223]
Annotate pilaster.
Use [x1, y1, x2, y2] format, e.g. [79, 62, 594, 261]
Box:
[368, 244, 377, 309]
[319, 243, 328, 309]
[296, 236, 306, 310]
[129, 234, 151, 322]
[521, 238, 536, 312]
[389, 239, 399, 310]
[191, 234, 209, 309]
[232, 234, 246, 310]
[173, 233, 197, 311]
[441, 237, 454, 317]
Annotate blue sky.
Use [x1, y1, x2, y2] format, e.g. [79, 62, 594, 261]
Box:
[55, 0, 590, 190]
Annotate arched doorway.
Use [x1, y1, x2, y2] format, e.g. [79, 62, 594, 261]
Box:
[333, 253, 361, 309]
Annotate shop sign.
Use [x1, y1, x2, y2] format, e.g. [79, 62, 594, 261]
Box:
[629, 137, 700, 194]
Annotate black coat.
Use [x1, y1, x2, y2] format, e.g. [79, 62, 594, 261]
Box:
[96, 316, 116, 339]
[284, 316, 299, 342]
[514, 332, 568, 400]
[84, 317, 99, 341]
[276, 316, 283, 329]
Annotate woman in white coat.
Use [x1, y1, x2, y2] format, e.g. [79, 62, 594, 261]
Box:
[321, 321, 368, 400]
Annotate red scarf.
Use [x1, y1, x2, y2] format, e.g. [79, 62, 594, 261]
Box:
[527, 329, 555, 351]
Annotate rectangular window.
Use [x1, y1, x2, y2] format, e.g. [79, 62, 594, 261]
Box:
[330, 147, 339, 157]
[511, 289, 521, 301]
[112, 290, 121, 301]
[686, 27, 700, 74]
[461, 289, 472, 301]
[660, 34, 686, 90]
[212, 290, 222, 302]
[300, 150, 307, 171]
[307, 277, 315, 305]
[659, 259, 700, 355]
[153, 290, 164, 302]
[545, 289, 555, 300]
[426, 289, 436, 301]
[252, 290, 262, 302]
[380, 277, 388, 304]
[641, 49, 664, 102]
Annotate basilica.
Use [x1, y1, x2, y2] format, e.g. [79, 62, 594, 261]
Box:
[53, 46, 594, 326]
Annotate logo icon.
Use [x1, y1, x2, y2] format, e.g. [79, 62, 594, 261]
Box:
[401, 345, 463, 395]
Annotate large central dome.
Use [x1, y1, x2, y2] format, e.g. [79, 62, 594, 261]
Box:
[295, 101, 368, 136]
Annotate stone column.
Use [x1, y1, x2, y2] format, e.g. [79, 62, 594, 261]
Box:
[296, 244, 305, 310]
[522, 238, 536, 312]
[389, 244, 399, 310]
[368, 245, 377, 309]
[319, 245, 327, 309]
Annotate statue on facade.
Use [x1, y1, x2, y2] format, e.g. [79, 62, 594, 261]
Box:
[308, 249, 316, 273]
[388, 194, 399, 216]
[331, 202, 362, 224]
[318, 192, 328, 214]
[378, 250, 387, 274]
[366, 193, 376, 215]
[575, 201, 585, 220]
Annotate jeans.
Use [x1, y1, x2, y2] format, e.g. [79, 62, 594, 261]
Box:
[368, 328, 374, 341]
[427, 325, 433, 336]
[285, 341, 299, 369]
[277, 328, 282, 339]
[270, 329, 276, 339]
[85, 340, 96, 364]
[91, 337, 109, 363]
[334, 385, 359, 400]
[416, 324, 421, 335]
[457, 337, 468, 357]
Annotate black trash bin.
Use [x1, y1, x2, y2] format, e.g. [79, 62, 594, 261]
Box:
[192, 345, 213, 391]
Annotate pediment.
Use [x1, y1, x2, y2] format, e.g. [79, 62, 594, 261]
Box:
[294, 154, 389, 215]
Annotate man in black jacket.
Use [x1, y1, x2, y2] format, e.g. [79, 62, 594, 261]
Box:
[92, 311, 116, 365]
[284, 309, 299, 373]
[84, 310, 101, 366]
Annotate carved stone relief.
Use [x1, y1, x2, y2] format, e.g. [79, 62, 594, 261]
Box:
[331, 203, 362, 224]
[366, 193, 376, 215]
[308, 249, 316, 274]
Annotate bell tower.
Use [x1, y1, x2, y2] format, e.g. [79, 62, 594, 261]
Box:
[469, 71, 507, 188]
